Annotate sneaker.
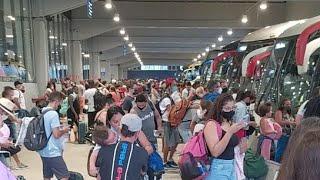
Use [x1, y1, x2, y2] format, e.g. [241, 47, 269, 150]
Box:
[163, 162, 174, 169]
[17, 163, 28, 168]
[167, 160, 178, 168]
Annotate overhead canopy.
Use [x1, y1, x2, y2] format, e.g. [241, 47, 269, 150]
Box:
[246, 51, 272, 78]
[242, 46, 273, 77]
[211, 50, 238, 73]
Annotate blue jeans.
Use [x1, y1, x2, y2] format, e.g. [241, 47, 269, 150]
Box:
[178, 121, 192, 143]
[275, 134, 289, 163]
[206, 159, 235, 180]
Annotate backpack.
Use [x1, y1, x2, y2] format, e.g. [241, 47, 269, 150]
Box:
[244, 148, 268, 178]
[155, 93, 173, 116]
[168, 99, 190, 127]
[93, 89, 105, 111]
[148, 145, 165, 176]
[179, 121, 222, 180]
[24, 109, 54, 151]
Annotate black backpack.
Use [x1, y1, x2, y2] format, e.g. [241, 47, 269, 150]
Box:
[24, 109, 54, 151]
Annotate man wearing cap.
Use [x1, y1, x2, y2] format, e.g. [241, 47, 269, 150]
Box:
[96, 114, 148, 180]
[13, 81, 26, 110]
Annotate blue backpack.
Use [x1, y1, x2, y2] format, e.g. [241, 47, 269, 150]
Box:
[148, 146, 165, 176]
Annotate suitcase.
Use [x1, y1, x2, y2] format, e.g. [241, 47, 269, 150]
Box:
[69, 171, 84, 180]
[78, 121, 87, 144]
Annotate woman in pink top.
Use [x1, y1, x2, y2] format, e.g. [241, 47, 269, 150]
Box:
[109, 86, 121, 105]
[258, 102, 282, 160]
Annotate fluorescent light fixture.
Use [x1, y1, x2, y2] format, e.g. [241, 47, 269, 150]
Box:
[119, 28, 125, 35]
[239, 45, 247, 52]
[205, 47, 210, 52]
[81, 52, 85, 55]
[218, 36, 223, 42]
[105, 0, 113, 9]
[83, 54, 90, 58]
[193, 58, 197, 62]
[260, 1, 268, 10]
[113, 13, 120, 22]
[61, 43, 67, 46]
[7, 16, 15, 21]
[123, 35, 129, 41]
[4, 52, 8, 56]
[202, 52, 206, 57]
[227, 29, 233, 35]
[197, 54, 201, 59]
[131, 47, 136, 51]
[128, 43, 133, 47]
[6, 34, 14, 38]
[275, 42, 286, 49]
[242, 15, 248, 24]
[211, 44, 216, 48]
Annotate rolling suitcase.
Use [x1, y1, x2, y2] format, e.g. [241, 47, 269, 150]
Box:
[78, 121, 87, 144]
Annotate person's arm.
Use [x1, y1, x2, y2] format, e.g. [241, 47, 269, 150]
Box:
[274, 110, 293, 126]
[89, 150, 99, 177]
[260, 118, 276, 135]
[138, 132, 153, 155]
[151, 103, 163, 131]
[204, 121, 243, 157]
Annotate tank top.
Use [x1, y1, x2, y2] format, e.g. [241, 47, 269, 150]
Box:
[134, 104, 156, 144]
[217, 130, 239, 160]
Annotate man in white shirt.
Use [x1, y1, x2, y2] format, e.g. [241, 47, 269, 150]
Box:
[13, 81, 26, 110]
[84, 80, 97, 128]
[181, 81, 195, 99]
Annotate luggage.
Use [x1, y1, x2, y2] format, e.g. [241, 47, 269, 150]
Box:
[78, 121, 87, 144]
[168, 99, 190, 127]
[69, 171, 84, 180]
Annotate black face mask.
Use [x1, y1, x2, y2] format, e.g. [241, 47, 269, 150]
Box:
[221, 110, 235, 120]
[222, 87, 228, 93]
[246, 102, 251, 106]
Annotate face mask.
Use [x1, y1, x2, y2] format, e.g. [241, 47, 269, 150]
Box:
[222, 87, 228, 93]
[221, 110, 235, 120]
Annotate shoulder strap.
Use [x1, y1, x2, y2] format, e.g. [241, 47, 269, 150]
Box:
[110, 142, 120, 179]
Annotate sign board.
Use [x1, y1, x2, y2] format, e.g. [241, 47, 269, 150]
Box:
[87, 0, 93, 18]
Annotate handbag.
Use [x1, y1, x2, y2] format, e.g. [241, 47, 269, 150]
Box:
[244, 148, 268, 178]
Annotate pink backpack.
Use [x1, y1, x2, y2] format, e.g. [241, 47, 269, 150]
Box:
[179, 121, 222, 179]
[182, 121, 222, 160]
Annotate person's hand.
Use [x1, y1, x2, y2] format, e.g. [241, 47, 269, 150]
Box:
[62, 125, 70, 133]
[157, 127, 164, 135]
[228, 122, 245, 134]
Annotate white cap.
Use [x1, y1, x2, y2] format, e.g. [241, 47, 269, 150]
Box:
[121, 114, 142, 132]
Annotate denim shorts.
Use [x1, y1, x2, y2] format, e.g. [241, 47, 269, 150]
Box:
[206, 159, 235, 180]
[178, 121, 192, 143]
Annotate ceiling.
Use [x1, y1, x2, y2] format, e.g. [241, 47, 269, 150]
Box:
[69, 0, 320, 67]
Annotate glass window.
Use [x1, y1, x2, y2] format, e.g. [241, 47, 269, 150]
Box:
[0, 0, 34, 82]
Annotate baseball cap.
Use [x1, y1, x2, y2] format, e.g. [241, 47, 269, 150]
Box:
[14, 80, 23, 87]
[120, 114, 142, 132]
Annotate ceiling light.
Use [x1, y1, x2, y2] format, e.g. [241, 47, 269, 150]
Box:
[83, 54, 90, 58]
[241, 15, 248, 24]
[61, 42, 67, 46]
[218, 36, 223, 42]
[119, 28, 125, 35]
[128, 43, 133, 47]
[6, 35, 14, 38]
[260, 1, 268, 10]
[197, 54, 201, 59]
[123, 35, 129, 41]
[81, 52, 85, 55]
[131, 47, 136, 51]
[202, 52, 206, 57]
[113, 13, 120, 22]
[193, 58, 197, 62]
[211, 44, 216, 48]
[227, 29, 233, 35]
[105, 0, 113, 9]
[7, 16, 15, 21]
[205, 47, 210, 52]
[4, 52, 8, 56]
[239, 45, 247, 52]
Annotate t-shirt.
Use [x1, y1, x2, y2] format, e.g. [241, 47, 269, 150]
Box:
[0, 123, 10, 143]
[13, 89, 26, 109]
[97, 141, 148, 180]
[84, 88, 97, 112]
[203, 92, 220, 102]
[122, 96, 134, 112]
[133, 105, 156, 144]
[159, 97, 171, 122]
[38, 107, 64, 158]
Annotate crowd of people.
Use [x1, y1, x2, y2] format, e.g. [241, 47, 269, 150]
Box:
[0, 77, 320, 180]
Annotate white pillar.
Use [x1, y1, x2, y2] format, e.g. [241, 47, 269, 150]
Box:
[71, 40, 83, 81]
[33, 18, 49, 94]
[90, 54, 101, 80]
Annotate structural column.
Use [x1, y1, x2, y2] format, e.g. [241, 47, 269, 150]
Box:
[71, 40, 83, 81]
[33, 18, 49, 94]
[89, 54, 101, 80]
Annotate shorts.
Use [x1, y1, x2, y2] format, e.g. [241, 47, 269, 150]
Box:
[178, 121, 192, 143]
[163, 122, 180, 148]
[41, 156, 69, 179]
[207, 159, 235, 180]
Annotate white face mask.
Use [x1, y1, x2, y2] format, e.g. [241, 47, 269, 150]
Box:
[217, 87, 223, 94]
